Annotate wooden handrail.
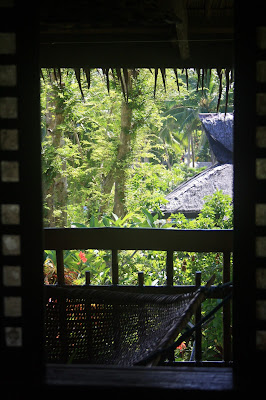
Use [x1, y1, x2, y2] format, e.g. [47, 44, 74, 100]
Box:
[44, 227, 233, 252]
[43, 227, 233, 362]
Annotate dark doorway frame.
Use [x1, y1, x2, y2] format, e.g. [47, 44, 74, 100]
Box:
[1, 2, 263, 394]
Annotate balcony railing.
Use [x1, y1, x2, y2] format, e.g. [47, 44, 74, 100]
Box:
[43, 227, 233, 365]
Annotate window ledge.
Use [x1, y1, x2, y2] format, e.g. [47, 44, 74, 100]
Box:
[46, 364, 233, 392]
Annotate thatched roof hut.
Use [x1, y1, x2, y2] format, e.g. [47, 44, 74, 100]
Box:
[161, 163, 233, 218]
[161, 113, 233, 218]
[199, 113, 233, 164]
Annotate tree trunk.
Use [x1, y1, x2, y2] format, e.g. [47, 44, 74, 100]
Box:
[163, 138, 172, 170]
[113, 97, 133, 217]
[101, 71, 133, 218]
[43, 72, 68, 227]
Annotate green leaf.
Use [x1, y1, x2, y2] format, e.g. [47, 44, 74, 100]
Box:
[112, 213, 119, 222]
[102, 216, 111, 227]
[89, 215, 96, 227]
[120, 212, 135, 225]
[141, 207, 155, 228]
[71, 222, 87, 228]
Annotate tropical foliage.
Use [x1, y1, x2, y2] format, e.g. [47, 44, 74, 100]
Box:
[41, 68, 234, 361]
[41, 68, 233, 225]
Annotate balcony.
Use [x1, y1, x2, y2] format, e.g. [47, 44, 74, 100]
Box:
[44, 227, 233, 368]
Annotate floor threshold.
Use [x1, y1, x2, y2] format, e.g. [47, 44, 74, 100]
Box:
[46, 364, 234, 392]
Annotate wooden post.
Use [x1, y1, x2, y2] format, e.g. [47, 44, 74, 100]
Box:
[166, 250, 174, 286]
[85, 271, 91, 285]
[166, 254, 175, 362]
[85, 271, 91, 360]
[223, 251, 232, 361]
[195, 271, 202, 363]
[55, 249, 67, 361]
[138, 271, 144, 287]
[111, 249, 119, 285]
[56, 249, 65, 286]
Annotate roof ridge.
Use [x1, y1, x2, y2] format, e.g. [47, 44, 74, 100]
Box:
[166, 163, 222, 199]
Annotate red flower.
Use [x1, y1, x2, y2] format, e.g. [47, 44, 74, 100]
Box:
[176, 342, 186, 351]
[79, 251, 87, 263]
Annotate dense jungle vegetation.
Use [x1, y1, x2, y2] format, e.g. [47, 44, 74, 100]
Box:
[42, 68, 234, 361]
[41, 68, 233, 226]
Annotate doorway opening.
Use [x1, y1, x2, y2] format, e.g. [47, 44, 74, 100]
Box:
[41, 67, 234, 366]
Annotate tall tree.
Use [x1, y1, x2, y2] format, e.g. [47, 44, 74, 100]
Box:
[41, 68, 234, 225]
[159, 69, 234, 167]
[101, 70, 135, 218]
[42, 71, 68, 227]
[113, 88, 133, 216]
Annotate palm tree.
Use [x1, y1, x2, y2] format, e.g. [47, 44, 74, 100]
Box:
[158, 69, 234, 167]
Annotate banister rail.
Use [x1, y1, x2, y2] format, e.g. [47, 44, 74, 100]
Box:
[43, 227, 233, 364]
[44, 227, 233, 252]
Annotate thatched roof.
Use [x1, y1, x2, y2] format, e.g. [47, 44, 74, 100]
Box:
[161, 163, 233, 218]
[161, 112, 234, 218]
[199, 113, 233, 164]
[40, 1, 234, 104]
[40, 1, 233, 69]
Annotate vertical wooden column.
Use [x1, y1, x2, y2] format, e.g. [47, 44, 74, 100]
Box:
[254, 13, 266, 387]
[111, 249, 119, 285]
[138, 271, 144, 287]
[166, 250, 174, 286]
[56, 249, 65, 286]
[234, 2, 257, 389]
[195, 271, 202, 363]
[85, 271, 91, 285]
[0, 2, 43, 385]
[55, 249, 67, 362]
[223, 251, 231, 361]
[84, 270, 91, 360]
[166, 251, 174, 361]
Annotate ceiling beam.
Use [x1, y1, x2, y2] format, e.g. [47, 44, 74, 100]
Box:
[39, 39, 233, 69]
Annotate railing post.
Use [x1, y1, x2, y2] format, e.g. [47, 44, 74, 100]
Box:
[166, 254, 175, 362]
[195, 271, 202, 363]
[111, 249, 119, 285]
[223, 251, 231, 361]
[85, 271, 91, 285]
[84, 271, 92, 359]
[138, 271, 144, 287]
[166, 250, 174, 286]
[56, 249, 65, 286]
[55, 249, 67, 361]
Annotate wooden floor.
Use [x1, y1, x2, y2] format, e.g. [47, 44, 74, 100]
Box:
[46, 364, 234, 392]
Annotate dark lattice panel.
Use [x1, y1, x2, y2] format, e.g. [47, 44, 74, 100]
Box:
[44, 286, 201, 366]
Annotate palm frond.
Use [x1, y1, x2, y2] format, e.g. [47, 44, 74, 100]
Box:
[74, 68, 85, 100]
[122, 68, 129, 101]
[115, 68, 127, 102]
[83, 68, 91, 90]
[216, 68, 223, 112]
[173, 68, 180, 92]
[43, 67, 233, 113]
[160, 68, 166, 92]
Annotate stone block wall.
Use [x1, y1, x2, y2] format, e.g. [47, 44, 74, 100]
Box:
[0, 1, 43, 384]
